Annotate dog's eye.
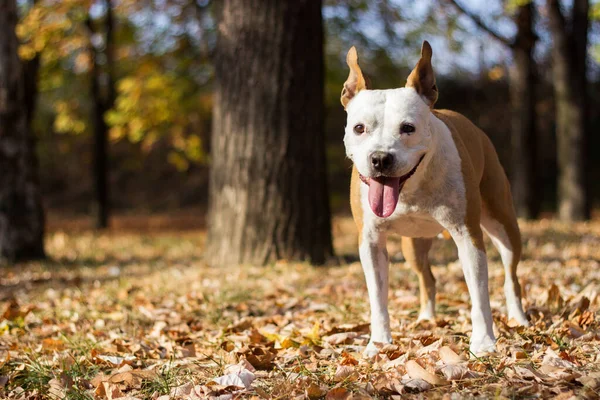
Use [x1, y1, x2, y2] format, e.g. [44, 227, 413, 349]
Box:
[400, 123, 415, 135]
[353, 124, 365, 135]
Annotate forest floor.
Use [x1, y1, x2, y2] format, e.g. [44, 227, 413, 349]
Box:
[1, 213, 600, 399]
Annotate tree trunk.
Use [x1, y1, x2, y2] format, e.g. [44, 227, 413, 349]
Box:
[547, 0, 589, 221]
[206, 0, 334, 266]
[0, 0, 45, 263]
[88, 0, 116, 229]
[447, 0, 539, 219]
[509, 3, 539, 219]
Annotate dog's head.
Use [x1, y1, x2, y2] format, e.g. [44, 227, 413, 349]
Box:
[341, 41, 438, 218]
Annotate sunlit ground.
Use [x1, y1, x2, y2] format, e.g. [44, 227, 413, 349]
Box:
[1, 213, 600, 399]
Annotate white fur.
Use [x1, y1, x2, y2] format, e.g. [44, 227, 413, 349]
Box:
[480, 214, 529, 326]
[417, 299, 435, 322]
[344, 89, 430, 180]
[347, 87, 497, 357]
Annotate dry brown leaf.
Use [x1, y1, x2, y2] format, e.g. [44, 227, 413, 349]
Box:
[416, 338, 442, 356]
[439, 364, 475, 381]
[108, 369, 157, 388]
[438, 346, 464, 364]
[325, 387, 351, 400]
[42, 338, 66, 351]
[576, 372, 600, 390]
[340, 351, 359, 366]
[405, 360, 447, 386]
[99, 381, 124, 400]
[323, 332, 358, 345]
[546, 284, 564, 310]
[48, 378, 66, 400]
[334, 365, 357, 382]
[306, 382, 326, 399]
[170, 381, 194, 396]
[542, 348, 577, 370]
[513, 365, 548, 383]
[239, 345, 277, 370]
[0, 376, 8, 388]
[404, 378, 433, 392]
[211, 362, 255, 390]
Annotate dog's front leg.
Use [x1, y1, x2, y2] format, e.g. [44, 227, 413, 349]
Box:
[450, 228, 496, 356]
[360, 228, 392, 357]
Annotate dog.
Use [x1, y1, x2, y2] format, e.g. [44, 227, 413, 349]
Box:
[341, 41, 529, 357]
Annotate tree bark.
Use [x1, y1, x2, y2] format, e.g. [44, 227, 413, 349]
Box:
[547, 0, 590, 221]
[509, 3, 539, 219]
[0, 0, 45, 263]
[206, 0, 334, 266]
[447, 0, 539, 219]
[88, 0, 116, 229]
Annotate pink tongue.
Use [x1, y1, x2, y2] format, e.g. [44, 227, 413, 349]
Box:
[368, 177, 400, 218]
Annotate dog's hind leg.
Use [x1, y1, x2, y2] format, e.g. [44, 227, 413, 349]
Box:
[480, 210, 529, 326]
[401, 237, 435, 321]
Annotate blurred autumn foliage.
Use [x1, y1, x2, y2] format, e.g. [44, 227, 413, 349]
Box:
[11, 0, 599, 219]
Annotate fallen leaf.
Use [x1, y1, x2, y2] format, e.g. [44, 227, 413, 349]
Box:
[239, 345, 276, 370]
[325, 387, 351, 400]
[99, 381, 124, 400]
[438, 346, 464, 364]
[334, 365, 356, 382]
[404, 378, 433, 392]
[211, 362, 255, 390]
[577, 372, 600, 390]
[323, 332, 358, 345]
[42, 338, 66, 351]
[306, 382, 326, 399]
[439, 364, 475, 381]
[48, 378, 66, 400]
[170, 381, 194, 396]
[405, 360, 447, 386]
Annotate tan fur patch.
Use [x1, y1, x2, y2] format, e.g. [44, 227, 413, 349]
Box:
[341, 47, 367, 108]
[433, 109, 520, 252]
[406, 41, 438, 107]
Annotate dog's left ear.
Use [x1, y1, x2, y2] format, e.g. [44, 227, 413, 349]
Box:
[406, 41, 438, 107]
[341, 46, 367, 109]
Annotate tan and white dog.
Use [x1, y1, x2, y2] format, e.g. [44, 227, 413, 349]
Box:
[341, 41, 529, 357]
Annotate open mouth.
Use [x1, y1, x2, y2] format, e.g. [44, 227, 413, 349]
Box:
[359, 154, 425, 218]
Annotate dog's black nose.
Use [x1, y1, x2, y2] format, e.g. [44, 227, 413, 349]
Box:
[370, 151, 394, 172]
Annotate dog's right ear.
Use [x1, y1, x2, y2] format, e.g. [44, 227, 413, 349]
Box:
[406, 41, 438, 107]
[341, 47, 367, 109]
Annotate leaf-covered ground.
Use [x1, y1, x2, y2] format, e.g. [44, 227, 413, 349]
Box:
[1, 214, 600, 399]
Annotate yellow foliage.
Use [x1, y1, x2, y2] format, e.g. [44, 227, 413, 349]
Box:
[53, 100, 87, 134]
[505, 0, 533, 13]
[488, 65, 505, 81]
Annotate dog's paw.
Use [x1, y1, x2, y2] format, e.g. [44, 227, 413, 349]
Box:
[416, 311, 435, 323]
[363, 342, 380, 358]
[469, 336, 496, 357]
[508, 312, 531, 327]
[363, 339, 392, 359]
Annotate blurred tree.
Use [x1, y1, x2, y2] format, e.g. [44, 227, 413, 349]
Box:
[0, 0, 45, 262]
[447, 0, 540, 219]
[86, 0, 115, 228]
[205, 0, 334, 266]
[18, 0, 214, 213]
[547, 0, 591, 221]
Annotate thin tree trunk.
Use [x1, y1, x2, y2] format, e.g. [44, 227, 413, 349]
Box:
[88, 0, 115, 229]
[0, 0, 45, 263]
[206, 0, 334, 266]
[509, 3, 539, 219]
[547, 0, 589, 221]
